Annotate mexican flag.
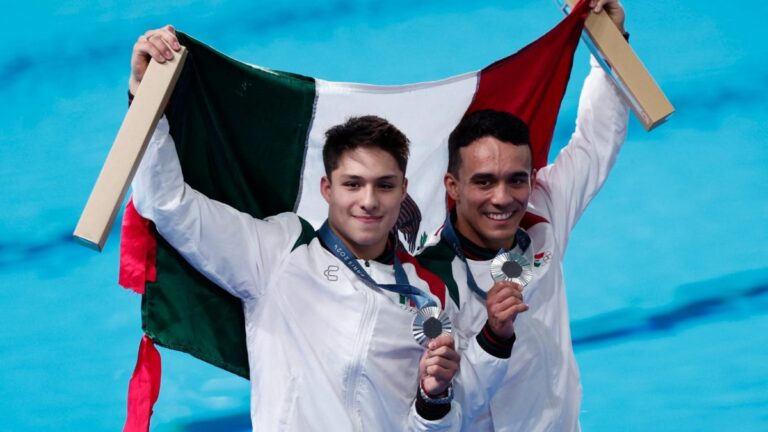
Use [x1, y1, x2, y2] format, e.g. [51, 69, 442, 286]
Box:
[120, 0, 591, 428]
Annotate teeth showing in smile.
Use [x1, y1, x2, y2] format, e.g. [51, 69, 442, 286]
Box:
[485, 212, 513, 221]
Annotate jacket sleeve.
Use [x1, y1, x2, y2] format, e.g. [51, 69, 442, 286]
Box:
[532, 58, 630, 251]
[131, 116, 302, 300]
[407, 399, 461, 432]
[450, 331, 511, 430]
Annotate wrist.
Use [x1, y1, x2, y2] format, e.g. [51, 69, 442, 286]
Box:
[489, 321, 515, 340]
[420, 380, 452, 401]
[415, 381, 453, 420]
[128, 77, 141, 97]
[476, 321, 516, 358]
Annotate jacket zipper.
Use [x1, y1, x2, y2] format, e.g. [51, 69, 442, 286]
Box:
[345, 261, 377, 431]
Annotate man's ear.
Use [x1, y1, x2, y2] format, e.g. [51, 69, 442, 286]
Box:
[320, 176, 332, 203]
[444, 172, 460, 202]
[531, 168, 538, 187]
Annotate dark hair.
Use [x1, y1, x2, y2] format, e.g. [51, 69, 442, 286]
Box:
[447, 110, 531, 176]
[323, 115, 410, 177]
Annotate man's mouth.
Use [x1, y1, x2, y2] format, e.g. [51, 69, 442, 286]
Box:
[484, 211, 514, 221]
[354, 215, 383, 223]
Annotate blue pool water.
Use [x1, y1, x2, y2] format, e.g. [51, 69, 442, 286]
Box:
[1, 1, 767, 430]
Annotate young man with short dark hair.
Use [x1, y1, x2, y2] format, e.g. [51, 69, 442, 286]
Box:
[417, 1, 630, 429]
[132, 112, 457, 429]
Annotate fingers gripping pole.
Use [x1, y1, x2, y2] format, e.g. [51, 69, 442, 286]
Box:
[561, 0, 675, 130]
[74, 47, 188, 251]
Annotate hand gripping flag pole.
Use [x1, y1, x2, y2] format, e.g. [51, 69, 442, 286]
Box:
[73, 47, 188, 251]
[556, 0, 675, 130]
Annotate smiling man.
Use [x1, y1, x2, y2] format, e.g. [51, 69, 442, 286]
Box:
[448, 129, 535, 251]
[320, 120, 408, 256]
[416, 1, 630, 430]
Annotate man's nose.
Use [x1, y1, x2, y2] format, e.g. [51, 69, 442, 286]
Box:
[360, 185, 379, 210]
[489, 184, 513, 206]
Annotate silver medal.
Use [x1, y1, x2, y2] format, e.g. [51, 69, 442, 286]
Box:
[412, 306, 452, 347]
[490, 251, 533, 286]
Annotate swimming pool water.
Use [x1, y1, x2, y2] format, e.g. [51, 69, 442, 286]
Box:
[1, 1, 766, 430]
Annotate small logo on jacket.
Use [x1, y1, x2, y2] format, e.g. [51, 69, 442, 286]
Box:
[323, 265, 339, 281]
[534, 251, 552, 268]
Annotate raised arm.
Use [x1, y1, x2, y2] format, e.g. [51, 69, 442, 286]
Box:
[132, 118, 300, 300]
[129, 26, 300, 299]
[532, 0, 630, 249]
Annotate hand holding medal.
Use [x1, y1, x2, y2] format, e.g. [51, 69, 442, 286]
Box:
[486, 281, 529, 339]
[486, 251, 532, 339]
[419, 333, 460, 397]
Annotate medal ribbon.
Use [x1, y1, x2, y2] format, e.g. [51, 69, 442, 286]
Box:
[440, 212, 532, 301]
[318, 221, 437, 310]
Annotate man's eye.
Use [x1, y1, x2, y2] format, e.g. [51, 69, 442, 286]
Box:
[379, 183, 395, 190]
[510, 178, 529, 187]
[474, 180, 492, 188]
[344, 182, 360, 189]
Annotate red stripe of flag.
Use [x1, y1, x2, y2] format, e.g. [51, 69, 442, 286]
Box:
[466, 0, 589, 170]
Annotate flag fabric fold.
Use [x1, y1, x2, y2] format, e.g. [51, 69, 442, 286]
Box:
[119, 199, 156, 294]
[119, 0, 589, 379]
[124, 335, 162, 432]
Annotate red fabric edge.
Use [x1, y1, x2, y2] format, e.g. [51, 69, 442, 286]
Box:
[521, 211, 550, 230]
[119, 198, 157, 294]
[123, 335, 162, 432]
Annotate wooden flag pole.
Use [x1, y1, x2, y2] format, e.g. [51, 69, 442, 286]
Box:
[562, 0, 674, 130]
[73, 47, 188, 251]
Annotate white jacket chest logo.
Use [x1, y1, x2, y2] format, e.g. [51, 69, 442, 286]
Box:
[323, 265, 340, 281]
